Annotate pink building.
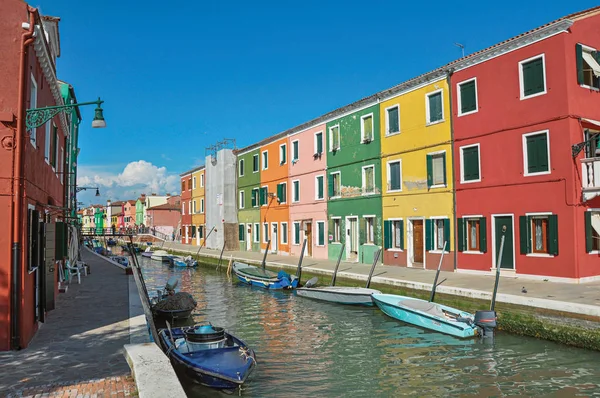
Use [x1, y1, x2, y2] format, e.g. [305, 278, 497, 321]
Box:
[147, 195, 181, 238]
[123, 200, 136, 229]
[288, 123, 328, 259]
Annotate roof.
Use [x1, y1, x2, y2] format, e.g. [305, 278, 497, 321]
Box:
[126, 200, 136, 205]
[110, 201, 125, 206]
[179, 164, 204, 177]
[147, 203, 181, 211]
[235, 6, 600, 155]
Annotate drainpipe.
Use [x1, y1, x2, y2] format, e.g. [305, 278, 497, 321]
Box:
[11, 6, 37, 350]
[446, 69, 458, 271]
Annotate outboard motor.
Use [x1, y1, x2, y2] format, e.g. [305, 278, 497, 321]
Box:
[474, 310, 497, 340]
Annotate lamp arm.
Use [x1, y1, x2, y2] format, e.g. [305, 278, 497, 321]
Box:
[25, 99, 103, 130]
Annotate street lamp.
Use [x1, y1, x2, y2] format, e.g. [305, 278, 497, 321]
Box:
[76, 186, 100, 197]
[26, 97, 107, 130]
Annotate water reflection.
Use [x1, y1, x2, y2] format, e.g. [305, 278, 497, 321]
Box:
[138, 257, 600, 397]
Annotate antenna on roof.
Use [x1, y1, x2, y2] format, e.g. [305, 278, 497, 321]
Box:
[454, 43, 465, 58]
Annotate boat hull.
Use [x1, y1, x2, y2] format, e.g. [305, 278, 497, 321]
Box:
[372, 293, 478, 339]
[233, 262, 298, 290]
[296, 286, 381, 306]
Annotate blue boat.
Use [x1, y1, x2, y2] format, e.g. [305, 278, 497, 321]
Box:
[371, 294, 478, 339]
[158, 324, 256, 390]
[172, 255, 198, 268]
[232, 262, 299, 290]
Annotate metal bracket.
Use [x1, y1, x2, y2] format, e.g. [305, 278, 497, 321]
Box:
[572, 137, 598, 158]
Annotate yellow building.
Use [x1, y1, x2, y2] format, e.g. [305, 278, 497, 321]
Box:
[380, 72, 454, 271]
[191, 166, 206, 246]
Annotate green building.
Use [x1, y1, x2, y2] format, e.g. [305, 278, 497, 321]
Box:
[236, 147, 261, 251]
[326, 104, 382, 264]
[94, 207, 105, 234]
[135, 197, 145, 226]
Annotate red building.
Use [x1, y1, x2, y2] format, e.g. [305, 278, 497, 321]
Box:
[451, 7, 600, 282]
[0, 2, 69, 350]
[180, 172, 193, 243]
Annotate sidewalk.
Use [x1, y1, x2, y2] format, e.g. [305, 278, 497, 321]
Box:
[159, 240, 600, 318]
[0, 250, 137, 397]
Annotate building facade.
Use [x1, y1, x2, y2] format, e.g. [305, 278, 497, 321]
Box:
[191, 166, 206, 246]
[135, 194, 146, 226]
[180, 172, 192, 243]
[237, 148, 261, 252]
[123, 200, 136, 229]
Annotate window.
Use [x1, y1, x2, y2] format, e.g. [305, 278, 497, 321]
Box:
[384, 219, 404, 250]
[200, 199, 204, 213]
[193, 176, 197, 189]
[426, 90, 444, 124]
[316, 221, 325, 246]
[181, 181, 185, 191]
[585, 211, 600, 253]
[188, 201, 191, 214]
[253, 154, 259, 172]
[239, 190, 245, 209]
[361, 114, 374, 143]
[251, 188, 259, 207]
[457, 78, 478, 116]
[519, 214, 558, 255]
[262, 151, 268, 170]
[191, 225, 197, 238]
[292, 180, 300, 203]
[457, 217, 487, 253]
[253, 223, 260, 243]
[27, 208, 40, 272]
[519, 54, 546, 99]
[426, 218, 449, 252]
[199, 225, 204, 239]
[523, 131, 550, 176]
[193, 200, 197, 213]
[332, 218, 341, 243]
[280, 144, 287, 165]
[577, 44, 600, 89]
[292, 140, 299, 162]
[259, 186, 268, 206]
[329, 172, 341, 198]
[387, 160, 402, 192]
[362, 165, 375, 194]
[277, 182, 287, 203]
[426, 152, 446, 187]
[281, 222, 288, 244]
[239, 224, 245, 242]
[29, 74, 37, 145]
[364, 217, 374, 244]
[293, 222, 301, 245]
[200, 173, 204, 187]
[263, 223, 269, 243]
[460, 144, 481, 183]
[239, 159, 245, 177]
[330, 125, 340, 151]
[44, 122, 51, 161]
[385, 105, 400, 135]
[315, 175, 324, 200]
[51, 125, 57, 168]
[181, 202, 185, 215]
[314, 132, 323, 154]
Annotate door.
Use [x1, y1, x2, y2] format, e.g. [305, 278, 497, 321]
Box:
[305, 222, 312, 256]
[412, 220, 424, 265]
[246, 225, 252, 251]
[494, 216, 514, 269]
[271, 223, 278, 253]
[347, 217, 358, 261]
[44, 222, 56, 312]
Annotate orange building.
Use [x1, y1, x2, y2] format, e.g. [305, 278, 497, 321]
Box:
[259, 136, 290, 254]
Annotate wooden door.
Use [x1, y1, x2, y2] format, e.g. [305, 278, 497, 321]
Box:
[412, 220, 424, 264]
[494, 216, 514, 269]
[306, 222, 312, 256]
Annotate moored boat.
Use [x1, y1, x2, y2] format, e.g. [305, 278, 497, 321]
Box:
[151, 250, 172, 262]
[158, 323, 256, 391]
[232, 262, 299, 290]
[172, 255, 198, 268]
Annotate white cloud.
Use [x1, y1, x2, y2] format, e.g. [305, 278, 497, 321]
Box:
[76, 160, 179, 203]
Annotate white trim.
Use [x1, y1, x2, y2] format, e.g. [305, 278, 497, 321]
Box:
[314, 220, 325, 247]
[263, 222, 269, 243]
[456, 77, 478, 117]
[522, 130, 551, 177]
[525, 211, 554, 257]
[262, 150, 269, 170]
[459, 143, 481, 184]
[291, 139, 299, 162]
[345, 215, 359, 262]
[361, 164, 376, 196]
[407, 217, 426, 269]
[491, 214, 516, 271]
[239, 190, 245, 209]
[329, 124, 340, 152]
[279, 143, 287, 165]
[429, 217, 450, 253]
[253, 223, 260, 243]
[239, 159, 245, 177]
[200, 198, 204, 214]
[270, 222, 278, 253]
[252, 154, 259, 173]
[314, 131, 324, 155]
[387, 217, 404, 251]
[360, 113, 375, 143]
[518, 53, 547, 100]
[525, 211, 553, 216]
[386, 159, 402, 193]
[192, 176, 197, 189]
[579, 43, 600, 90]
[281, 221, 288, 245]
[384, 104, 401, 136]
[315, 174, 325, 200]
[292, 179, 300, 203]
[279, 182, 287, 204]
[330, 171, 341, 198]
[427, 150, 447, 188]
[425, 88, 445, 126]
[200, 173, 204, 187]
[292, 221, 301, 245]
[251, 187, 259, 208]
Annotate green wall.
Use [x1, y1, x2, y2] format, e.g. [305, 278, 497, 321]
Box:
[237, 148, 261, 251]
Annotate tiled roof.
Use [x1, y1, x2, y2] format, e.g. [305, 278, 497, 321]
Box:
[147, 203, 180, 211]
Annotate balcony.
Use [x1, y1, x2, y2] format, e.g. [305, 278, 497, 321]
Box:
[581, 157, 600, 201]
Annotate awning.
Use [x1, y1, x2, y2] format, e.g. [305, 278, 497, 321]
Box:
[581, 117, 600, 131]
[582, 51, 600, 77]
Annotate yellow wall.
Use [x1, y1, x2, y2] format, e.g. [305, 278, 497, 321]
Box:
[191, 168, 205, 246]
[380, 78, 454, 269]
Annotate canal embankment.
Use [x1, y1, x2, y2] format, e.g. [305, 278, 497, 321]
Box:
[137, 239, 600, 351]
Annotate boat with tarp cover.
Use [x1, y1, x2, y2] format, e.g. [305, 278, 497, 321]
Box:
[232, 262, 299, 290]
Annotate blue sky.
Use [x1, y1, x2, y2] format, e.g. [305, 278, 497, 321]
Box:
[36, 0, 598, 205]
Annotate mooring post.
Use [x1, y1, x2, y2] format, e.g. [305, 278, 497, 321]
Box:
[490, 229, 506, 312]
[296, 238, 307, 281]
[330, 243, 345, 286]
[216, 241, 226, 271]
[261, 239, 271, 270]
[365, 248, 382, 289]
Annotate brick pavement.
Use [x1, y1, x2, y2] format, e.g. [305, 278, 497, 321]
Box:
[10, 375, 136, 397]
[0, 250, 137, 397]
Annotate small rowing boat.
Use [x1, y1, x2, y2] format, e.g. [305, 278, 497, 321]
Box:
[151, 250, 172, 262]
[232, 262, 299, 290]
[172, 255, 198, 268]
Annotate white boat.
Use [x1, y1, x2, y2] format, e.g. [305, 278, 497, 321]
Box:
[151, 250, 172, 262]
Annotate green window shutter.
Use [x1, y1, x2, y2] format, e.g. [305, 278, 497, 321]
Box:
[576, 44, 584, 85]
[276, 184, 282, 201]
[281, 184, 286, 203]
[585, 211, 593, 253]
[372, 217, 378, 245]
[387, 107, 399, 133]
[429, 93, 442, 122]
[259, 187, 266, 205]
[523, 58, 545, 96]
[293, 141, 298, 159]
[519, 215, 530, 254]
[294, 223, 300, 244]
[317, 176, 324, 199]
[253, 155, 258, 171]
[463, 147, 480, 181]
[443, 218, 450, 250]
[239, 224, 244, 241]
[425, 219, 432, 251]
[359, 218, 366, 245]
[399, 220, 404, 250]
[251, 190, 257, 207]
[527, 134, 548, 174]
[318, 222, 325, 246]
[548, 214, 558, 256]
[457, 218, 464, 252]
[282, 146, 286, 164]
[479, 217, 487, 253]
[426, 155, 433, 188]
[316, 133, 323, 153]
[460, 80, 476, 113]
[328, 175, 334, 197]
[383, 220, 391, 249]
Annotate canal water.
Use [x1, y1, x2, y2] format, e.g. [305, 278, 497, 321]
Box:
[139, 257, 600, 397]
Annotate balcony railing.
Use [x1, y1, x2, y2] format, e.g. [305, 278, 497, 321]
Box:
[581, 157, 600, 201]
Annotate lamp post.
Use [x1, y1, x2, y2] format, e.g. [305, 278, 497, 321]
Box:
[76, 186, 101, 197]
[25, 97, 106, 130]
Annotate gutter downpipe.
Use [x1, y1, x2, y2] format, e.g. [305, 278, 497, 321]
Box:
[11, 6, 37, 350]
[446, 68, 458, 271]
